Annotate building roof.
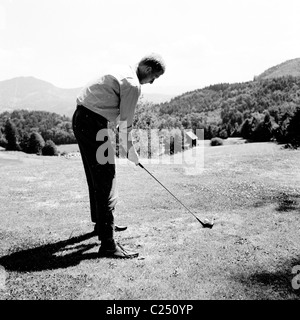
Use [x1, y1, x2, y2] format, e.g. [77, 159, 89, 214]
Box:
[185, 131, 198, 140]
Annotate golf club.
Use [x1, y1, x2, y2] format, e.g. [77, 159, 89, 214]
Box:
[138, 163, 214, 228]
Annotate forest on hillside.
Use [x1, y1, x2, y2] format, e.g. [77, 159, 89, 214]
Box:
[0, 110, 76, 155]
[0, 76, 300, 156]
[136, 76, 300, 146]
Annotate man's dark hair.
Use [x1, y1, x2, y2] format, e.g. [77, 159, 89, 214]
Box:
[139, 53, 166, 74]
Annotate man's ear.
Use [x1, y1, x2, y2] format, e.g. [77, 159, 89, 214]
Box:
[144, 66, 152, 74]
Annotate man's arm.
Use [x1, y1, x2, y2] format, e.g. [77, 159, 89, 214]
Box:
[117, 78, 140, 164]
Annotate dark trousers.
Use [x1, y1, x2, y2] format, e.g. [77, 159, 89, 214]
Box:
[72, 105, 117, 241]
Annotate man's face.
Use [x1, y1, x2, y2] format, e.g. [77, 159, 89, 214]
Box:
[138, 66, 163, 85]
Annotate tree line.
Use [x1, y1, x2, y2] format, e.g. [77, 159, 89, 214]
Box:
[1, 75, 299, 156]
[0, 110, 76, 155]
[137, 76, 300, 148]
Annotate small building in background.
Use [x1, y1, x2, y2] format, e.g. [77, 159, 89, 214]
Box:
[185, 131, 198, 148]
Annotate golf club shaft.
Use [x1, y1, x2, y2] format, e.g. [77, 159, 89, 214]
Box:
[138, 163, 206, 226]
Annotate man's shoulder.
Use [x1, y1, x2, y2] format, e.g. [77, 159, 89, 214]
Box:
[107, 65, 138, 84]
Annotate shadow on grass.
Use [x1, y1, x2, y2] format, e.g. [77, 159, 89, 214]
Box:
[0, 232, 100, 272]
[234, 257, 300, 299]
[253, 191, 300, 213]
[276, 193, 300, 213]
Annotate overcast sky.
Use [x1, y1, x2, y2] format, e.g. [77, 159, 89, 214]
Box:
[0, 0, 300, 95]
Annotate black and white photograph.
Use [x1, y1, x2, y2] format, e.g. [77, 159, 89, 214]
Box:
[0, 0, 299, 306]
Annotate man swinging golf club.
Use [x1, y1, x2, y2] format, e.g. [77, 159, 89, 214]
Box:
[72, 53, 166, 259]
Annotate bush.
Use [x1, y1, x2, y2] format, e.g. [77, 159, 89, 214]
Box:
[219, 129, 228, 139]
[240, 118, 253, 140]
[42, 140, 58, 156]
[286, 107, 300, 148]
[0, 135, 7, 148]
[19, 132, 30, 153]
[210, 137, 223, 146]
[27, 132, 45, 154]
[4, 119, 19, 151]
[252, 120, 273, 142]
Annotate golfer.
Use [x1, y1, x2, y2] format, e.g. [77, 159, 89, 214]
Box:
[72, 53, 165, 258]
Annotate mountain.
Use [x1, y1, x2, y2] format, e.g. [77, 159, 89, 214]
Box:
[0, 77, 174, 117]
[157, 57, 300, 125]
[0, 77, 80, 117]
[256, 58, 300, 80]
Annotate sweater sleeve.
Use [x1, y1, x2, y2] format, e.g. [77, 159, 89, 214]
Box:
[118, 78, 140, 134]
[117, 78, 140, 153]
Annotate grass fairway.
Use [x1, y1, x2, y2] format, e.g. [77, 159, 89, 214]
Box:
[0, 142, 300, 300]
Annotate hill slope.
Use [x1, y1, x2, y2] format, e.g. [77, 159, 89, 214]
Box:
[0, 77, 80, 117]
[256, 58, 300, 80]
